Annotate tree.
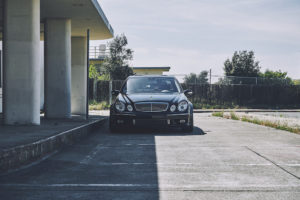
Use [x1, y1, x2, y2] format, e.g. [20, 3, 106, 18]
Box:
[198, 71, 209, 84]
[103, 34, 134, 80]
[89, 64, 99, 80]
[89, 64, 100, 99]
[260, 69, 293, 85]
[293, 80, 300, 85]
[184, 71, 209, 84]
[224, 51, 260, 77]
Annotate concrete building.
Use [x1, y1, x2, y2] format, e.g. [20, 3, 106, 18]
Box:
[89, 45, 108, 75]
[133, 66, 171, 75]
[0, 0, 114, 125]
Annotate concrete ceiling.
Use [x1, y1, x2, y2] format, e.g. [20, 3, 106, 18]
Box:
[0, 0, 114, 40]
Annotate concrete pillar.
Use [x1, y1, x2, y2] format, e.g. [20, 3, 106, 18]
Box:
[71, 37, 87, 115]
[3, 0, 40, 125]
[44, 19, 71, 119]
[40, 42, 44, 110]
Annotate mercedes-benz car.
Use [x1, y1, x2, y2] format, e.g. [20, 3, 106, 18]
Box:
[109, 75, 194, 132]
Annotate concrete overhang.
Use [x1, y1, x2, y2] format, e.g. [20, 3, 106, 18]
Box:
[0, 0, 114, 40]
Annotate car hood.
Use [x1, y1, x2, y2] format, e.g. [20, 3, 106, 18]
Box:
[118, 93, 185, 104]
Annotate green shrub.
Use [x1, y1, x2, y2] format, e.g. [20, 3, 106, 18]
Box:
[89, 101, 110, 110]
[212, 112, 224, 117]
[230, 112, 239, 120]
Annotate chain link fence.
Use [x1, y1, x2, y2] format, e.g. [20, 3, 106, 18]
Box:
[89, 79, 300, 108]
[169, 74, 293, 85]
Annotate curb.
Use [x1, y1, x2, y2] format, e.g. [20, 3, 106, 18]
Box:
[194, 109, 300, 113]
[0, 117, 107, 174]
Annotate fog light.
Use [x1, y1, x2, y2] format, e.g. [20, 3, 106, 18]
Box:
[127, 105, 133, 112]
[167, 119, 170, 125]
[117, 120, 124, 124]
[180, 120, 186, 124]
[170, 105, 176, 112]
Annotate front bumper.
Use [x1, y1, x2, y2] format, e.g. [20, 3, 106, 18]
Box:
[110, 112, 191, 128]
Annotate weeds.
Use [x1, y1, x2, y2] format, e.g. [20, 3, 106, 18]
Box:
[193, 103, 239, 109]
[212, 112, 224, 117]
[215, 112, 300, 135]
[230, 112, 239, 120]
[89, 100, 110, 110]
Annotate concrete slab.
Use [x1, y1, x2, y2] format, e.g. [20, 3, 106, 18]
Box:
[194, 109, 300, 113]
[0, 116, 105, 150]
[0, 115, 107, 173]
[0, 113, 300, 199]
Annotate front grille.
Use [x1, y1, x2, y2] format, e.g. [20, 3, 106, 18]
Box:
[135, 102, 169, 112]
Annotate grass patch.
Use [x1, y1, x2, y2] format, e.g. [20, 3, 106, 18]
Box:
[212, 112, 224, 117]
[89, 100, 110, 110]
[230, 112, 239, 120]
[242, 116, 300, 134]
[215, 112, 300, 135]
[192, 103, 300, 110]
[193, 103, 240, 109]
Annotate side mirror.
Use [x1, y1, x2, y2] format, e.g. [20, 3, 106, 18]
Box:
[184, 89, 193, 96]
[111, 90, 120, 96]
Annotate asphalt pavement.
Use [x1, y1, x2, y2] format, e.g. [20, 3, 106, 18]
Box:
[0, 113, 300, 200]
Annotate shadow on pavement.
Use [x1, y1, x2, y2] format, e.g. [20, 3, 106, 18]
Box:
[110, 126, 207, 136]
[0, 122, 206, 200]
[0, 121, 161, 200]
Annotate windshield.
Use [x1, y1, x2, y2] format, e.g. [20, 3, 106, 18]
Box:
[122, 77, 182, 94]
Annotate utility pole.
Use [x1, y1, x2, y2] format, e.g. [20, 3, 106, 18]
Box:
[209, 68, 212, 85]
[86, 29, 90, 120]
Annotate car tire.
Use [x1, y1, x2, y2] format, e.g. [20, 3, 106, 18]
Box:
[109, 117, 119, 133]
[183, 114, 194, 133]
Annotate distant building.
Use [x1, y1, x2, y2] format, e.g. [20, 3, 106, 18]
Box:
[89, 45, 108, 75]
[133, 67, 171, 75]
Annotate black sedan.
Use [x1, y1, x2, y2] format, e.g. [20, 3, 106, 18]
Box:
[109, 75, 194, 132]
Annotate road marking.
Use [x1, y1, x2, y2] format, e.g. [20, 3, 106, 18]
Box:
[1, 183, 300, 192]
[80, 145, 108, 164]
[80, 162, 300, 166]
[111, 163, 128, 165]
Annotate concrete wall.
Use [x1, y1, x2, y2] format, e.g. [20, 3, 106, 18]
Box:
[71, 37, 87, 115]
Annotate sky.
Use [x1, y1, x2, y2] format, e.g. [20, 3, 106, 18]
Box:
[95, 0, 300, 79]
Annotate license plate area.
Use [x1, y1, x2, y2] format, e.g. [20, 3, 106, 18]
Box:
[152, 115, 165, 119]
[135, 119, 166, 126]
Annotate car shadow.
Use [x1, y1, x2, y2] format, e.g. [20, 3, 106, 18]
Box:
[110, 126, 207, 136]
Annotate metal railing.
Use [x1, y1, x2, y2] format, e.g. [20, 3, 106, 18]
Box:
[89, 46, 109, 59]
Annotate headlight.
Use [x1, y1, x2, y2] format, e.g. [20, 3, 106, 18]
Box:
[127, 104, 133, 112]
[178, 101, 188, 112]
[170, 104, 176, 112]
[115, 101, 125, 112]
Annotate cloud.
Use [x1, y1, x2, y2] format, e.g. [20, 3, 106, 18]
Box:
[98, 0, 300, 78]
